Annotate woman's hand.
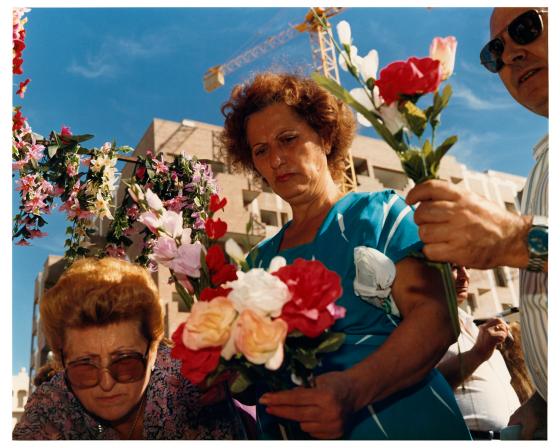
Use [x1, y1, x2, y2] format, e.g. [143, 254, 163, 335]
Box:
[258, 370, 358, 439]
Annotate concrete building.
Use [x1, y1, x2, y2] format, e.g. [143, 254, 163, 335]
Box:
[28, 117, 528, 385]
[12, 367, 30, 428]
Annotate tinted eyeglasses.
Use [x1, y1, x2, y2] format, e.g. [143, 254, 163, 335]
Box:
[480, 9, 546, 73]
[62, 346, 150, 389]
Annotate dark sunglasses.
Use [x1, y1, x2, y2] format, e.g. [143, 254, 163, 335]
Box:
[62, 346, 150, 389]
[480, 9, 546, 73]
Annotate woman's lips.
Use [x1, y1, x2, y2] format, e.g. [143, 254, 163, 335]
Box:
[275, 173, 293, 183]
[96, 394, 125, 403]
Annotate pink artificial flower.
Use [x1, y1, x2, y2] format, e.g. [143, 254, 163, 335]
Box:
[174, 273, 195, 294]
[126, 204, 139, 219]
[138, 211, 161, 234]
[27, 144, 45, 162]
[145, 189, 164, 211]
[153, 158, 169, 175]
[29, 229, 48, 238]
[12, 160, 27, 171]
[151, 235, 178, 265]
[164, 196, 186, 213]
[16, 239, 31, 246]
[105, 244, 127, 259]
[160, 210, 183, 239]
[429, 36, 457, 81]
[169, 241, 203, 278]
[66, 163, 78, 177]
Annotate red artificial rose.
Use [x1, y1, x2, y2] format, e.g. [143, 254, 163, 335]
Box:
[211, 263, 238, 286]
[16, 78, 30, 98]
[12, 108, 26, 131]
[170, 322, 221, 385]
[274, 258, 344, 338]
[200, 286, 232, 302]
[209, 194, 227, 213]
[205, 217, 227, 240]
[206, 244, 226, 272]
[376, 57, 442, 105]
[135, 165, 146, 179]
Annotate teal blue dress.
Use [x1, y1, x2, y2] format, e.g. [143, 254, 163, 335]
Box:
[250, 191, 471, 440]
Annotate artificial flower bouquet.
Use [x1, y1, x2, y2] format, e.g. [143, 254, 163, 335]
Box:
[170, 256, 346, 394]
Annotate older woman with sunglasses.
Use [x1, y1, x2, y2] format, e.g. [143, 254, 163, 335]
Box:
[13, 257, 246, 440]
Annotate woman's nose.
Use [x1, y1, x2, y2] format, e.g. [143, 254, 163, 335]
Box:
[98, 368, 116, 391]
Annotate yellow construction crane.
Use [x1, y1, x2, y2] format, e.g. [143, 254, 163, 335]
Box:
[203, 7, 357, 193]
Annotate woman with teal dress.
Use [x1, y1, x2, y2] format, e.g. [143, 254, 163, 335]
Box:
[220, 72, 471, 440]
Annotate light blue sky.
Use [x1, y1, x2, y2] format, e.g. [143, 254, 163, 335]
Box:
[11, 6, 549, 374]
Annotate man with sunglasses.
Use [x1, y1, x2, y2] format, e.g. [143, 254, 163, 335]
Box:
[406, 7, 547, 440]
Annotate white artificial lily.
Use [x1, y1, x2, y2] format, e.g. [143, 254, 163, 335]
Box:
[357, 49, 379, 83]
[225, 238, 245, 264]
[338, 45, 360, 72]
[145, 188, 164, 212]
[378, 103, 406, 135]
[336, 20, 352, 47]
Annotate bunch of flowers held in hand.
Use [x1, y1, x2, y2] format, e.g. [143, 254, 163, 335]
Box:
[312, 17, 461, 338]
[171, 255, 346, 394]
[312, 15, 458, 184]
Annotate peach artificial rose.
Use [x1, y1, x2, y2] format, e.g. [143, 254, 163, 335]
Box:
[234, 309, 288, 370]
[182, 296, 237, 350]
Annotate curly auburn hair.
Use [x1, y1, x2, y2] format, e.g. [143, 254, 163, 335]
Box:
[220, 72, 356, 182]
[40, 257, 164, 366]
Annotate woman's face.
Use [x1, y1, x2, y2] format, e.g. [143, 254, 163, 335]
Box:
[63, 320, 154, 422]
[246, 102, 331, 205]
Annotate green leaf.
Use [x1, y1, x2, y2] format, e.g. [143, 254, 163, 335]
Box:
[400, 101, 427, 138]
[229, 369, 252, 394]
[315, 332, 345, 354]
[398, 149, 426, 184]
[422, 139, 433, 157]
[435, 135, 458, 160]
[293, 349, 319, 370]
[440, 84, 453, 109]
[66, 133, 95, 144]
[174, 278, 194, 311]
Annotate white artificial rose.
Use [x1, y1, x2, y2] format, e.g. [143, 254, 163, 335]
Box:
[353, 245, 400, 317]
[225, 238, 245, 264]
[225, 269, 290, 317]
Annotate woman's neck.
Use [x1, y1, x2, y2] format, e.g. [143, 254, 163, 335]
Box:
[290, 179, 343, 227]
[281, 180, 344, 250]
[108, 395, 146, 440]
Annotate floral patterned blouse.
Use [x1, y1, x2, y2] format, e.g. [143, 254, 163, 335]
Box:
[13, 345, 246, 440]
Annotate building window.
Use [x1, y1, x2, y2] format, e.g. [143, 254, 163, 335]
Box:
[260, 210, 278, 227]
[280, 212, 289, 226]
[208, 161, 226, 174]
[17, 390, 26, 408]
[493, 267, 508, 287]
[172, 292, 190, 313]
[353, 157, 369, 176]
[372, 166, 409, 191]
[450, 176, 463, 184]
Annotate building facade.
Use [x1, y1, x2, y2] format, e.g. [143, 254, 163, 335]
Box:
[12, 367, 30, 428]
[28, 117, 528, 385]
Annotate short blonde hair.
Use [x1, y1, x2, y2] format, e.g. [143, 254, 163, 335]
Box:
[40, 257, 164, 365]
